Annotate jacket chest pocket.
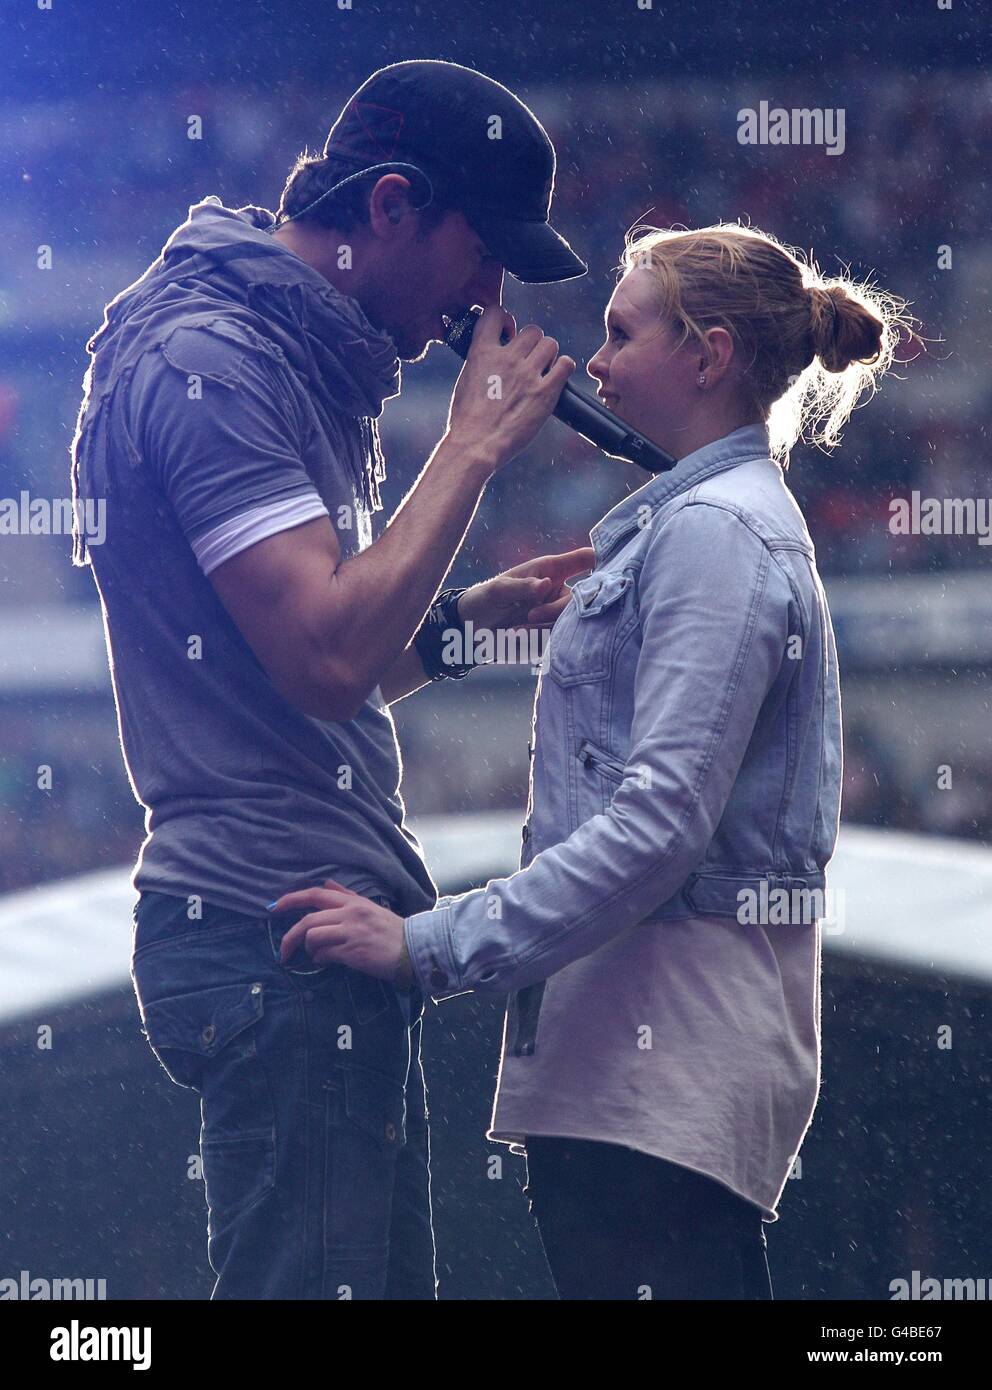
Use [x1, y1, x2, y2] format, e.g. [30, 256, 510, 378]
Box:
[548, 570, 635, 686]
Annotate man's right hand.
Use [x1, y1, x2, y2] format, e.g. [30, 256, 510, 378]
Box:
[209, 304, 577, 724]
[444, 305, 575, 474]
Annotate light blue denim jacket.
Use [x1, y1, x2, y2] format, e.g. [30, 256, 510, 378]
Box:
[405, 422, 843, 1051]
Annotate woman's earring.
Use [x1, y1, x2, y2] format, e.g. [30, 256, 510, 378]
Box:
[697, 373, 707, 388]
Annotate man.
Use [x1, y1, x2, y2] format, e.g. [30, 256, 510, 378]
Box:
[69, 58, 589, 1299]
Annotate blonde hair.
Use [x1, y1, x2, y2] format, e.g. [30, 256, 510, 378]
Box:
[621, 221, 913, 465]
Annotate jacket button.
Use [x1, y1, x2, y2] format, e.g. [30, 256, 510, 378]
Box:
[201, 1024, 216, 1045]
[385, 1122, 397, 1142]
[429, 967, 448, 990]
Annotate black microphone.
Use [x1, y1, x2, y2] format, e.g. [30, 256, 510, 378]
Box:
[442, 306, 678, 475]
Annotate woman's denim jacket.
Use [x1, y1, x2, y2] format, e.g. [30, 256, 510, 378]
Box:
[404, 423, 843, 1047]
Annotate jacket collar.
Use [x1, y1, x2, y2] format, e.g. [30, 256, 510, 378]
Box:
[590, 422, 772, 564]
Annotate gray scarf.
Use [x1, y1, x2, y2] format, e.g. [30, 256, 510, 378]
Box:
[72, 196, 400, 565]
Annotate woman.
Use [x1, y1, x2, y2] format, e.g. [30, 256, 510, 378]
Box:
[274, 222, 909, 1299]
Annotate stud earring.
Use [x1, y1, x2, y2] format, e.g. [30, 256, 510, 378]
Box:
[697, 373, 707, 388]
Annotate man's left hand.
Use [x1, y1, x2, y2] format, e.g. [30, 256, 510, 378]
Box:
[457, 546, 595, 638]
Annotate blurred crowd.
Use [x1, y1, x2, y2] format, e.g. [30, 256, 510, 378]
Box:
[2, 688, 990, 899]
[3, 72, 990, 582]
[0, 70, 989, 895]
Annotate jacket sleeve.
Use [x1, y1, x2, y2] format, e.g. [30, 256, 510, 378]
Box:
[404, 500, 791, 999]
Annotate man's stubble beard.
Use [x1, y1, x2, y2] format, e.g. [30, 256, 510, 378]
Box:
[394, 323, 436, 363]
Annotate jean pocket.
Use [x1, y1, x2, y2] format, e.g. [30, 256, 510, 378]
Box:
[320, 1068, 406, 1282]
[343, 1066, 407, 1149]
[345, 970, 394, 1025]
[138, 979, 266, 1092]
[133, 892, 265, 960]
[203, 1130, 276, 1234]
[267, 911, 347, 982]
[548, 570, 635, 686]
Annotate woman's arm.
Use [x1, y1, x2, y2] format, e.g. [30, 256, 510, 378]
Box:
[404, 500, 793, 998]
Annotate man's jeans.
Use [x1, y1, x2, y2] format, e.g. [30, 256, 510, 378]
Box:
[131, 890, 437, 1300]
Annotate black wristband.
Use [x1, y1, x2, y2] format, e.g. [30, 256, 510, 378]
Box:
[413, 587, 475, 680]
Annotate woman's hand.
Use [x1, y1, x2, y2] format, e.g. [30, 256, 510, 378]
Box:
[271, 880, 412, 987]
[457, 546, 595, 636]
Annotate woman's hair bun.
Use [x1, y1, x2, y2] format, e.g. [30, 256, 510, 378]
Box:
[809, 283, 885, 375]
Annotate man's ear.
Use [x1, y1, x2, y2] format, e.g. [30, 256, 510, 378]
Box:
[367, 173, 415, 237]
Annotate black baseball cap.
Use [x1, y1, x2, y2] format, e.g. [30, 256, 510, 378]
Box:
[320, 59, 588, 284]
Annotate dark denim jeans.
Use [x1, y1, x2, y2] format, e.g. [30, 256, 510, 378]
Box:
[524, 1136, 774, 1300]
[130, 890, 436, 1300]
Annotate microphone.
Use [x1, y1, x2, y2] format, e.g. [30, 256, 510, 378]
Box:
[442, 306, 678, 475]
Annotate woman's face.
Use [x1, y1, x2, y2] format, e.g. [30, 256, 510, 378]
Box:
[586, 267, 707, 457]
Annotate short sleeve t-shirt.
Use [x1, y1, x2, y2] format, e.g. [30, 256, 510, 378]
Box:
[78, 321, 437, 919]
[138, 324, 330, 552]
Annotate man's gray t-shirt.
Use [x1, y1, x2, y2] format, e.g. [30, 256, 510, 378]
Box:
[70, 198, 437, 919]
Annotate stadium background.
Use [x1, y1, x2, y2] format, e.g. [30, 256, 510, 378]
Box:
[0, 0, 989, 1301]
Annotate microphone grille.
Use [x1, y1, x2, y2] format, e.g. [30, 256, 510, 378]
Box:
[443, 307, 483, 359]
